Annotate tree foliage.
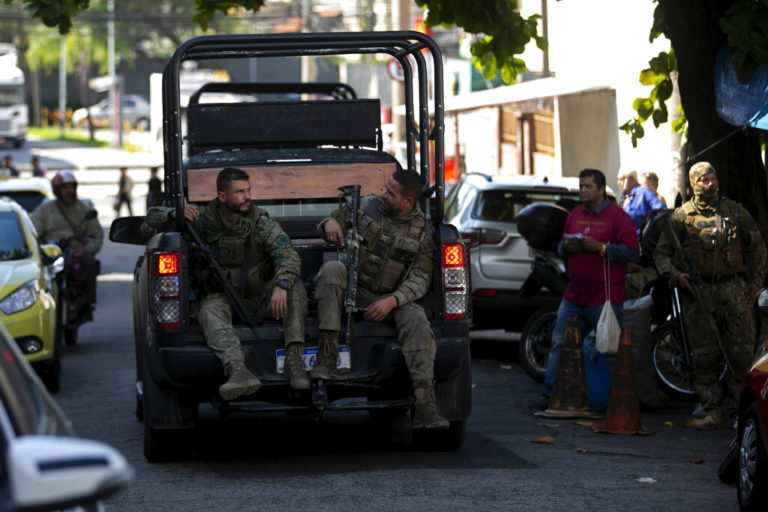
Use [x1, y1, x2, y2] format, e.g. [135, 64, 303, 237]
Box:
[415, 0, 547, 83]
[624, 0, 768, 147]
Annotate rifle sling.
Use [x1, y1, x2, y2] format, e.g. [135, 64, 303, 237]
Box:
[55, 201, 81, 238]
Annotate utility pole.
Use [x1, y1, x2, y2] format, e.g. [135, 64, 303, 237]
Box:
[58, 38, 66, 139]
[391, 0, 411, 163]
[300, 0, 317, 88]
[107, 0, 120, 147]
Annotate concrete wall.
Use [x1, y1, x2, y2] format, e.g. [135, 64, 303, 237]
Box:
[556, 88, 620, 182]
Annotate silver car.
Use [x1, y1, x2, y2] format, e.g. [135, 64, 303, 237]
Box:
[0, 322, 133, 511]
[72, 94, 151, 130]
[444, 173, 583, 332]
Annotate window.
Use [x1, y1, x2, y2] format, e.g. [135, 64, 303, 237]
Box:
[0, 213, 30, 261]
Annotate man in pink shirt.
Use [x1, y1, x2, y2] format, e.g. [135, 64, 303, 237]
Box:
[534, 168, 639, 409]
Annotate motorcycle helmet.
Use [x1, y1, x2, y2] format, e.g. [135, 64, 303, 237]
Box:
[52, 169, 78, 200]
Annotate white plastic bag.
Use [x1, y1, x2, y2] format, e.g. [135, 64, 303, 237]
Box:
[596, 258, 620, 354]
[596, 300, 620, 354]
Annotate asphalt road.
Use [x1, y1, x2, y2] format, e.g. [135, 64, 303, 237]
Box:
[46, 232, 740, 512]
[5, 139, 741, 510]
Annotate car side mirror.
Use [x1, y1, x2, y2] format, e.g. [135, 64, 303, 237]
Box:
[40, 244, 62, 265]
[6, 436, 133, 512]
[758, 288, 768, 315]
[109, 216, 150, 245]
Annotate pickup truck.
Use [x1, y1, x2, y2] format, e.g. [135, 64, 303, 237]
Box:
[110, 32, 472, 461]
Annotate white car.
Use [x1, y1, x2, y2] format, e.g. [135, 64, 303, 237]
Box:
[0, 321, 133, 511]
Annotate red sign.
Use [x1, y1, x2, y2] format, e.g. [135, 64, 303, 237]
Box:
[387, 58, 404, 83]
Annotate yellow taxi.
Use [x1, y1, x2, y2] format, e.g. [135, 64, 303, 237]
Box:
[0, 175, 54, 213]
[0, 196, 63, 392]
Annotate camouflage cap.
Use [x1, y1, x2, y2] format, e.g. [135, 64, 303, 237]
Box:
[689, 161, 716, 185]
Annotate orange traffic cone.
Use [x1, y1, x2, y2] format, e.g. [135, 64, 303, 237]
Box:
[593, 329, 652, 435]
[536, 316, 599, 419]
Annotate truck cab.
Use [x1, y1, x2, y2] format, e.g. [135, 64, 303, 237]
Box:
[110, 32, 472, 460]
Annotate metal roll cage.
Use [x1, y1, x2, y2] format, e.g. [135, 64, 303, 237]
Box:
[161, 31, 446, 229]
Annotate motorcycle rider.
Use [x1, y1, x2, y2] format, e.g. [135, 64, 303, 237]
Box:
[31, 170, 103, 314]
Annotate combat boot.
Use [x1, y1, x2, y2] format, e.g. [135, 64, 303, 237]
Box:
[688, 409, 728, 430]
[310, 330, 339, 380]
[218, 362, 262, 401]
[284, 342, 311, 390]
[412, 380, 450, 430]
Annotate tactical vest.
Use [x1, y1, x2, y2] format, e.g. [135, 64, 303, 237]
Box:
[355, 197, 427, 294]
[680, 200, 746, 276]
[197, 210, 270, 298]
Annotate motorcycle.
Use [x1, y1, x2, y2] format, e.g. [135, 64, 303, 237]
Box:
[516, 203, 570, 381]
[55, 210, 100, 346]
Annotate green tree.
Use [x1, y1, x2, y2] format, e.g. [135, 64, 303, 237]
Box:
[6, 0, 768, 239]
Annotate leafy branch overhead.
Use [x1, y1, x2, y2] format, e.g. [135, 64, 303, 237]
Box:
[619, 50, 682, 148]
[415, 0, 548, 83]
[624, 0, 768, 146]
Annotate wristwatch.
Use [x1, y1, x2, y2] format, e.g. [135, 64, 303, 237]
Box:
[276, 279, 290, 290]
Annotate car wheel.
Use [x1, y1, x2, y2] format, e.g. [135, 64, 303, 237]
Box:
[64, 327, 78, 346]
[413, 420, 466, 451]
[738, 402, 768, 511]
[519, 306, 557, 381]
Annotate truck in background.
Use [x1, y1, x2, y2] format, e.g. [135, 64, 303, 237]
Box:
[0, 44, 27, 148]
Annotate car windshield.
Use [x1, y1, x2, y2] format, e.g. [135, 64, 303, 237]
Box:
[0, 212, 31, 261]
[0, 192, 46, 213]
[475, 190, 580, 222]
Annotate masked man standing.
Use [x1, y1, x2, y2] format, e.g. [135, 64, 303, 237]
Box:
[141, 167, 310, 400]
[654, 162, 767, 429]
[312, 169, 448, 430]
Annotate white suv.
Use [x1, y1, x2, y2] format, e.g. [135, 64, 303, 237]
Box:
[444, 173, 583, 332]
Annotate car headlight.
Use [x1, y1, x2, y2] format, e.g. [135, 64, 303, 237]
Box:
[0, 280, 39, 315]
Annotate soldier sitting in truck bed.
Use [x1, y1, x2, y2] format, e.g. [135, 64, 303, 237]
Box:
[312, 169, 449, 429]
[140, 167, 310, 399]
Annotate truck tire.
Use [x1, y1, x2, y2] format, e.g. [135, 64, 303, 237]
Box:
[141, 357, 197, 462]
[417, 344, 471, 451]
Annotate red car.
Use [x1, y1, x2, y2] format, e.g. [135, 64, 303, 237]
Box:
[735, 290, 768, 510]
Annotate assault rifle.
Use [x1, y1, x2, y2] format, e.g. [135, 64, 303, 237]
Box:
[338, 185, 364, 345]
[185, 221, 262, 339]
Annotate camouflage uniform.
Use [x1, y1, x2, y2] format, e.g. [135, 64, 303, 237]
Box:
[314, 194, 436, 381]
[32, 197, 103, 304]
[31, 198, 103, 255]
[142, 200, 307, 370]
[654, 163, 767, 425]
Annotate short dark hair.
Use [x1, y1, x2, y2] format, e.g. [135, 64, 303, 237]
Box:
[392, 169, 424, 201]
[579, 168, 606, 189]
[217, 167, 250, 192]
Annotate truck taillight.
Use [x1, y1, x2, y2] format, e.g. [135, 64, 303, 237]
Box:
[443, 242, 469, 320]
[152, 252, 181, 329]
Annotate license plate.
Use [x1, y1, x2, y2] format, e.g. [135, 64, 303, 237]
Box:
[276, 345, 350, 373]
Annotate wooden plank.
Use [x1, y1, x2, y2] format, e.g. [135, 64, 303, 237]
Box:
[188, 163, 397, 201]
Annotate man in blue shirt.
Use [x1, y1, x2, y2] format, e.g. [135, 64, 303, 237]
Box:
[617, 169, 666, 236]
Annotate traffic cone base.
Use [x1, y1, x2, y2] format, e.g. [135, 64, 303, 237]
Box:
[592, 329, 653, 435]
[535, 316, 601, 419]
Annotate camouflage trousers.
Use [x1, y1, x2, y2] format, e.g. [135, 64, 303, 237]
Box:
[198, 280, 307, 367]
[313, 260, 435, 381]
[682, 276, 757, 415]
